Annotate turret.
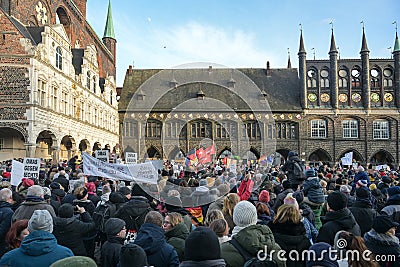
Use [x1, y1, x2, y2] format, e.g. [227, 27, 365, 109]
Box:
[360, 27, 370, 109]
[329, 28, 339, 109]
[393, 31, 400, 107]
[298, 28, 307, 109]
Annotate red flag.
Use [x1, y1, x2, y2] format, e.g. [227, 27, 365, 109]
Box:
[196, 147, 205, 159]
[199, 154, 212, 164]
[187, 148, 197, 160]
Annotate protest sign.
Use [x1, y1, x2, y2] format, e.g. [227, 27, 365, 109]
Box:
[125, 152, 137, 164]
[23, 158, 40, 180]
[82, 153, 157, 184]
[10, 160, 24, 186]
[95, 150, 109, 162]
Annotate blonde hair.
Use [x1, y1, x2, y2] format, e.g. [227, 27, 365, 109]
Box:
[222, 193, 240, 217]
[205, 209, 224, 226]
[166, 212, 183, 227]
[273, 204, 302, 224]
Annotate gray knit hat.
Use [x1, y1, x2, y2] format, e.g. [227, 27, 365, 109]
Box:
[233, 200, 257, 227]
[28, 209, 53, 233]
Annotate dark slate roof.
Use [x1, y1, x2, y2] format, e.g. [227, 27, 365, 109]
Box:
[119, 68, 302, 113]
[8, 17, 38, 45]
[26, 26, 45, 45]
[72, 49, 84, 75]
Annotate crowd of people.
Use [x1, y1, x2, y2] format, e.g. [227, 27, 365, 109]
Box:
[0, 151, 400, 266]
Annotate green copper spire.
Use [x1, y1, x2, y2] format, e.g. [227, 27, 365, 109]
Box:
[103, 0, 115, 39]
[394, 32, 400, 52]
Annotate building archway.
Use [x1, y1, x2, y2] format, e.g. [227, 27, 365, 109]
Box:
[370, 150, 395, 168]
[60, 135, 76, 160]
[36, 130, 57, 160]
[338, 149, 364, 165]
[308, 148, 332, 165]
[146, 146, 161, 159]
[56, 6, 71, 38]
[0, 127, 26, 160]
[79, 139, 90, 153]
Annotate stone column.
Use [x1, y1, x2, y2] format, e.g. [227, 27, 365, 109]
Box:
[25, 143, 37, 158]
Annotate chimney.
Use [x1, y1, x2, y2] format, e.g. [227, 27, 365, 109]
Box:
[75, 0, 87, 19]
[128, 65, 133, 75]
[266, 61, 271, 76]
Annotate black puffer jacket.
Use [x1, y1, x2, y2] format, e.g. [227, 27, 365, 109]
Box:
[316, 208, 361, 245]
[349, 199, 378, 236]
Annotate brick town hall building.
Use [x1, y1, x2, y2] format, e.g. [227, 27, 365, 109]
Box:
[119, 29, 400, 168]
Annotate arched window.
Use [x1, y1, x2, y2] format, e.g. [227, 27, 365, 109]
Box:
[370, 68, 380, 88]
[383, 68, 393, 87]
[342, 119, 358, 138]
[351, 68, 361, 88]
[338, 69, 348, 88]
[320, 69, 329, 88]
[86, 71, 91, 89]
[307, 69, 317, 88]
[56, 47, 63, 70]
[373, 120, 389, 139]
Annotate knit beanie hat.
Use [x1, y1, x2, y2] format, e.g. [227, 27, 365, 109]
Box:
[372, 215, 399, 234]
[120, 243, 148, 267]
[86, 182, 96, 194]
[369, 183, 377, 191]
[58, 203, 74, 218]
[306, 242, 339, 267]
[327, 191, 347, 211]
[50, 182, 61, 190]
[28, 209, 53, 233]
[104, 218, 125, 236]
[258, 190, 270, 203]
[382, 176, 392, 184]
[233, 200, 257, 227]
[22, 178, 34, 188]
[387, 186, 400, 197]
[339, 185, 351, 194]
[356, 180, 368, 187]
[284, 193, 299, 210]
[184, 226, 221, 261]
[305, 169, 317, 178]
[199, 179, 208, 186]
[282, 180, 291, 190]
[118, 186, 131, 196]
[355, 187, 370, 199]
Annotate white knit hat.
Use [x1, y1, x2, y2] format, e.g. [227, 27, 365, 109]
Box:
[233, 200, 257, 227]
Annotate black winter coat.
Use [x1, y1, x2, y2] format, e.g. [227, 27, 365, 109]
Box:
[50, 189, 65, 215]
[349, 199, 378, 236]
[268, 221, 311, 267]
[364, 229, 400, 267]
[0, 201, 13, 257]
[316, 208, 361, 245]
[101, 235, 125, 267]
[115, 196, 152, 232]
[53, 211, 96, 256]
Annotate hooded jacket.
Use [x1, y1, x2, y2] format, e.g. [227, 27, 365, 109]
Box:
[134, 223, 180, 267]
[220, 224, 285, 267]
[303, 177, 325, 204]
[101, 235, 125, 267]
[165, 222, 190, 261]
[12, 197, 56, 222]
[115, 196, 152, 232]
[50, 188, 66, 216]
[349, 199, 378, 236]
[179, 259, 226, 267]
[0, 230, 73, 267]
[0, 201, 13, 256]
[364, 229, 400, 267]
[282, 154, 304, 186]
[316, 208, 361, 245]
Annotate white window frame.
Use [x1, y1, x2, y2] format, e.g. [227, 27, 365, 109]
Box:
[342, 120, 358, 138]
[310, 119, 326, 138]
[373, 120, 389, 140]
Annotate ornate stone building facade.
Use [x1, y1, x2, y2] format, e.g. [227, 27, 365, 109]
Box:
[119, 29, 400, 167]
[0, 0, 119, 161]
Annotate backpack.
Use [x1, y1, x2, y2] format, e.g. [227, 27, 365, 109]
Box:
[229, 238, 278, 267]
[93, 201, 116, 233]
[293, 161, 307, 181]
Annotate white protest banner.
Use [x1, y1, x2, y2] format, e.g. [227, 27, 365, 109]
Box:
[82, 153, 157, 184]
[229, 159, 237, 174]
[127, 162, 158, 184]
[95, 150, 109, 162]
[125, 152, 137, 164]
[10, 160, 24, 186]
[23, 158, 40, 180]
[375, 164, 387, 171]
[341, 152, 353, 166]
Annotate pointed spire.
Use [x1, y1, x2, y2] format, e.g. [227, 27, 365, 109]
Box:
[329, 27, 338, 53]
[287, 48, 292, 69]
[394, 21, 400, 52]
[298, 24, 306, 53]
[103, 0, 115, 39]
[360, 22, 369, 53]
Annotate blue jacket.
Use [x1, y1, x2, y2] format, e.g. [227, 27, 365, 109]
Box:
[0, 201, 14, 256]
[0, 230, 73, 267]
[134, 223, 179, 267]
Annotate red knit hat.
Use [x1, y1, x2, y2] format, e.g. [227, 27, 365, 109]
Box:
[258, 190, 270, 203]
[22, 178, 34, 188]
[2, 172, 11, 179]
